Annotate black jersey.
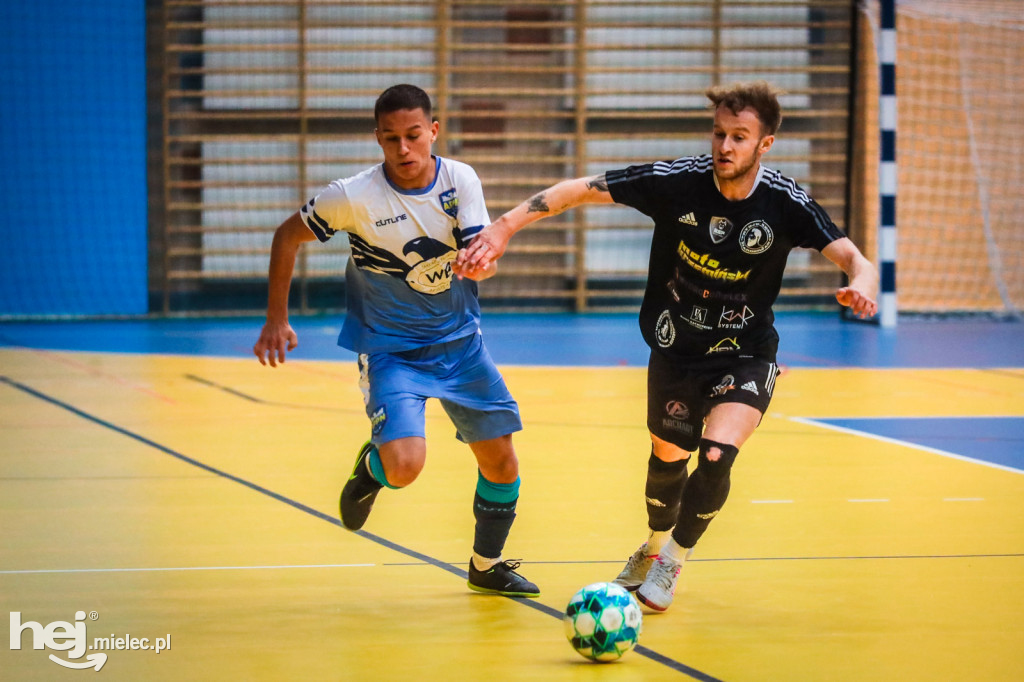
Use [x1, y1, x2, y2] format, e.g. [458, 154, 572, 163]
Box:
[606, 154, 845, 361]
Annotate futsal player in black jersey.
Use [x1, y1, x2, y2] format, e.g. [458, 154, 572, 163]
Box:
[456, 81, 878, 611]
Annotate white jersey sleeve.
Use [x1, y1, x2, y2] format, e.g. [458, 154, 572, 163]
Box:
[300, 177, 360, 243]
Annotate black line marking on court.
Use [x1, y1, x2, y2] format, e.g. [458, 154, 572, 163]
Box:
[182, 373, 362, 415]
[184, 373, 650, 431]
[1, 375, 722, 682]
[184, 373, 264, 403]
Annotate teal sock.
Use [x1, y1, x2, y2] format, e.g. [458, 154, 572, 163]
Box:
[367, 446, 400, 489]
[476, 473, 520, 504]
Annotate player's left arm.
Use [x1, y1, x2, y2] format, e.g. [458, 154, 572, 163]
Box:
[457, 174, 615, 274]
[821, 237, 879, 319]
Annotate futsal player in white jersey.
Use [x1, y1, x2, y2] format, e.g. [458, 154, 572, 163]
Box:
[253, 84, 538, 597]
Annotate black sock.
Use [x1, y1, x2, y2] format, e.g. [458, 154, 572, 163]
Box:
[672, 440, 738, 548]
[645, 451, 689, 531]
[472, 493, 517, 559]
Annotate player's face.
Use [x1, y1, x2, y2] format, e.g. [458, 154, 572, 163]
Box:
[710, 105, 774, 184]
[375, 108, 439, 190]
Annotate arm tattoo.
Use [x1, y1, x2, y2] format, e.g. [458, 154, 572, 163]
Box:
[586, 174, 609, 193]
[526, 192, 550, 214]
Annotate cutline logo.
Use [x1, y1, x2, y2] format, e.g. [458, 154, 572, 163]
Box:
[10, 610, 172, 671]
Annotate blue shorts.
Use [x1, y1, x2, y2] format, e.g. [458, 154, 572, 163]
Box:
[358, 331, 522, 445]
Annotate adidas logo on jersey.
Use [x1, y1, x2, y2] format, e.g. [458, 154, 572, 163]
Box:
[740, 381, 759, 395]
[678, 212, 698, 226]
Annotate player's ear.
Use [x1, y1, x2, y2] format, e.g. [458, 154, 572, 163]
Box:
[758, 134, 774, 155]
[430, 119, 439, 142]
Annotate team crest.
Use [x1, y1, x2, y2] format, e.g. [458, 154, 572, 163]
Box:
[739, 220, 774, 255]
[439, 188, 459, 218]
[709, 216, 734, 244]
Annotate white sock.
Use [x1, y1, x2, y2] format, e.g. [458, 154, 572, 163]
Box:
[659, 537, 693, 564]
[645, 529, 673, 555]
[472, 552, 501, 571]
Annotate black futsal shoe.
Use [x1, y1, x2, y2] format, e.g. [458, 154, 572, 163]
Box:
[467, 559, 540, 598]
[339, 441, 383, 531]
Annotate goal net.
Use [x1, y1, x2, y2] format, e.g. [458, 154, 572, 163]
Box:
[855, 0, 1024, 315]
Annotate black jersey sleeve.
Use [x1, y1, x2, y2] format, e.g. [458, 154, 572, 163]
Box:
[791, 194, 846, 251]
[763, 169, 845, 250]
[607, 158, 701, 218]
[606, 156, 710, 219]
[605, 162, 663, 218]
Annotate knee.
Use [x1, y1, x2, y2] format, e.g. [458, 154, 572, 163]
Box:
[473, 435, 519, 484]
[696, 438, 739, 483]
[385, 460, 422, 487]
[651, 434, 693, 463]
[480, 453, 518, 484]
[379, 440, 426, 487]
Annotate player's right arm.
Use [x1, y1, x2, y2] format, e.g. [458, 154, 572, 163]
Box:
[253, 211, 317, 367]
[456, 174, 615, 274]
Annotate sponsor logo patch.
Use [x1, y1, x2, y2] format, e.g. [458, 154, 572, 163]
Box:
[677, 239, 751, 282]
[709, 374, 736, 397]
[686, 305, 712, 330]
[655, 310, 676, 348]
[374, 213, 408, 228]
[405, 252, 456, 295]
[718, 305, 755, 329]
[706, 337, 741, 355]
[370, 406, 387, 435]
[739, 220, 774, 255]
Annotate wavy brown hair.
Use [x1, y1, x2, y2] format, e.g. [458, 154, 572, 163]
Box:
[706, 81, 782, 137]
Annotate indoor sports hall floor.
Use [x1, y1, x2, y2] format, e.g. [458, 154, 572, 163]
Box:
[1, 313, 1022, 681]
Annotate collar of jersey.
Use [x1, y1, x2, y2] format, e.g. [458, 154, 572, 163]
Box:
[712, 163, 766, 201]
[382, 156, 442, 196]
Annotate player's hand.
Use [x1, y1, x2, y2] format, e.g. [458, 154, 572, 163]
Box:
[451, 257, 493, 281]
[456, 222, 511, 274]
[836, 287, 878, 319]
[253, 321, 298, 367]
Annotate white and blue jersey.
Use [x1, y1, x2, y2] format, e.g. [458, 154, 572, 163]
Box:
[300, 156, 488, 353]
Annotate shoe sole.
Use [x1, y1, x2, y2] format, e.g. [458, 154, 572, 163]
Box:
[339, 442, 377, 531]
[466, 581, 540, 598]
[636, 589, 670, 612]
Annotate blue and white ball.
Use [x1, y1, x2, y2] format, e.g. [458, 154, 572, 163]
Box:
[563, 582, 642, 662]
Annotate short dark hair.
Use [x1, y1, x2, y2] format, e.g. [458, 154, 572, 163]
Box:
[374, 84, 432, 123]
[705, 81, 782, 136]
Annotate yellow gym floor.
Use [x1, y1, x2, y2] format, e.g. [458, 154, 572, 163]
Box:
[1, 334, 1022, 680]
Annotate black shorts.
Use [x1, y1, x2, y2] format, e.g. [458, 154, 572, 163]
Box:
[647, 350, 780, 451]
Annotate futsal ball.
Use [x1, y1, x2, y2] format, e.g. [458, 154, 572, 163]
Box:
[563, 582, 642, 662]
